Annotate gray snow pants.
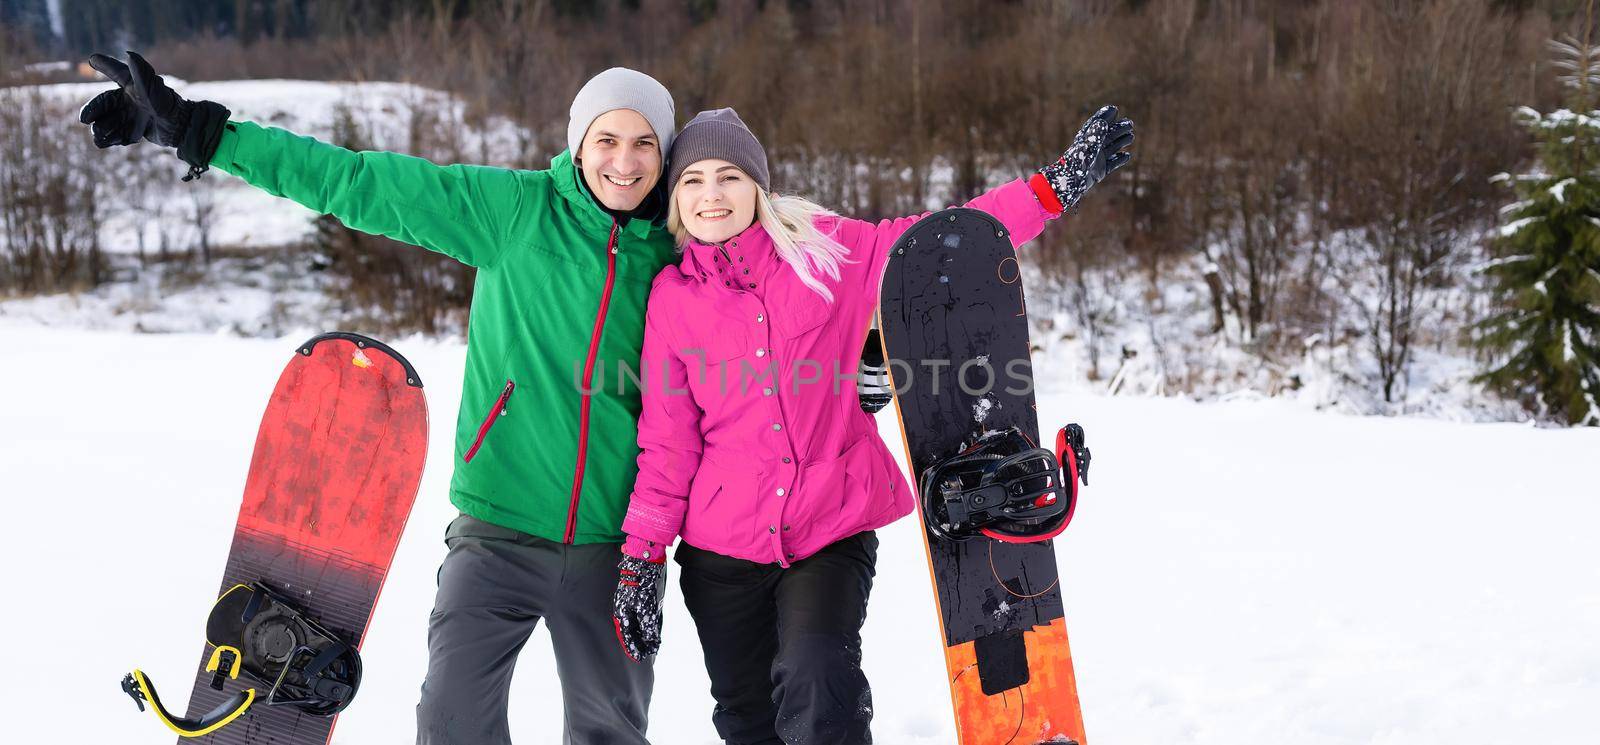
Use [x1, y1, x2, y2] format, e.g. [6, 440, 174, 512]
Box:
[416, 514, 653, 745]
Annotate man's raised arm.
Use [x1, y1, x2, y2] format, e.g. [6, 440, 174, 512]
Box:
[80, 51, 531, 269]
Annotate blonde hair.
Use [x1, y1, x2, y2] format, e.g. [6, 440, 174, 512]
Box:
[668, 187, 854, 303]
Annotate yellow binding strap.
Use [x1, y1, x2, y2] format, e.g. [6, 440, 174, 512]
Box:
[128, 669, 255, 738]
[206, 646, 244, 680]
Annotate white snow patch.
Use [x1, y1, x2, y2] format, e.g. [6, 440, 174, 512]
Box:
[1498, 199, 1532, 215]
[1537, 107, 1600, 130]
[0, 255, 343, 337]
[2, 325, 1598, 744]
[1551, 177, 1577, 203]
[1472, 254, 1535, 273]
[23, 60, 72, 73]
[973, 396, 995, 423]
[1498, 216, 1542, 238]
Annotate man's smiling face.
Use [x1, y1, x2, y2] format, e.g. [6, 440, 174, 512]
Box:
[577, 109, 662, 213]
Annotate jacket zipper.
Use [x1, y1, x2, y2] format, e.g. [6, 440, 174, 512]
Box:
[463, 379, 515, 463]
[565, 221, 621, 543]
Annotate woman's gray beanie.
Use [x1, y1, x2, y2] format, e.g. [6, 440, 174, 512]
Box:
[567, 68, 676, 157]
[667, 108, 770, 192]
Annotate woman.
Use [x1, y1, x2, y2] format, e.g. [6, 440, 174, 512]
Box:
[612, 106, 1132, 744]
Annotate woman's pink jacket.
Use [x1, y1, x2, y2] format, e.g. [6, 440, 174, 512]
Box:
[621, 177, 1060, 567]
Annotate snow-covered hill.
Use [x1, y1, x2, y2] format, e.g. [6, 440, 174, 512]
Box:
[2, 324, 1595, 744]
[12, 77, 535, 254]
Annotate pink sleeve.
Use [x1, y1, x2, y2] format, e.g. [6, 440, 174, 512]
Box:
[621, 534, 668, 562]
[620, 297, 703, 551]
[835, 177, 1061, 300]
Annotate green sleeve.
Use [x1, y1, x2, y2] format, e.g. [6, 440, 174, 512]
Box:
[209, 120, 537, 268]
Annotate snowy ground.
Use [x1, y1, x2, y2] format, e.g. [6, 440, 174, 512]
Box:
[2, 322, 1596, 744]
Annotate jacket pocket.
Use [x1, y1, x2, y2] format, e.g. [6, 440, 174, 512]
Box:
[681, 328, 748, 363]
[684, 456, 763, 548]
[773, 289, 829, 339]
[680, 329, 749, 398]
[791, 434, 880, 531]
[841, 440, 894, 528]
[463, 379, 515, 464]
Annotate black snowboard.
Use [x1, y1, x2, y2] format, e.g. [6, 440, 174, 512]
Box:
[877, 208, 1085, 744]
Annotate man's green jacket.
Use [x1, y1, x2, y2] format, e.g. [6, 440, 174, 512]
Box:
[211, 120, 680, 544]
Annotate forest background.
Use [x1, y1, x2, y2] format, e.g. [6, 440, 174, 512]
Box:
[4, 0, 1598, 424]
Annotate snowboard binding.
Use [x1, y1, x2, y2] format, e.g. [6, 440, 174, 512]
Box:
[921, 425, 1090, 543]
[121, 647, 255, 738]
[122, 581, 363, 738]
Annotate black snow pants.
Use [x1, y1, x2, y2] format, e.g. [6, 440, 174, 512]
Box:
[676, 530, 878, 745]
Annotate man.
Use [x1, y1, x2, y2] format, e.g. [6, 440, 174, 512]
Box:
[79, 52, 678, 744]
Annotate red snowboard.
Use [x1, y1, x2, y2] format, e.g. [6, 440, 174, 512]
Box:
[153, 332, 428, 744]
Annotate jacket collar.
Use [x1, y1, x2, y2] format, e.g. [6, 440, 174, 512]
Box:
[680, 221, 782, 292]
[549, 149, 658, 240]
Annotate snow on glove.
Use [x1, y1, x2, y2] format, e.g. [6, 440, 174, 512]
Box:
[81, 51, 231, 181]
[857, 328, 893, 415]
[612, 553, 666, 662]
[1030, 104, 1135, 214]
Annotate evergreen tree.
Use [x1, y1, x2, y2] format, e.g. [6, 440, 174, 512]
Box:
[1475, 35, 1600, 426]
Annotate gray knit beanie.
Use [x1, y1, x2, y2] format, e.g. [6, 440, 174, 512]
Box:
[567, 68, 676, 158]
[667, 108, 770, 192]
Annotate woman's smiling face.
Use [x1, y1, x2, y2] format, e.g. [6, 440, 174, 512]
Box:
[674, 158, 758, 244]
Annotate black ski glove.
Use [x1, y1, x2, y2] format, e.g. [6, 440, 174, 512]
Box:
[80, 51, 231, 181]
[1030, 105, 1134, 214]
[858, 329, 892, 415]
[612, 553, 666, 662]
